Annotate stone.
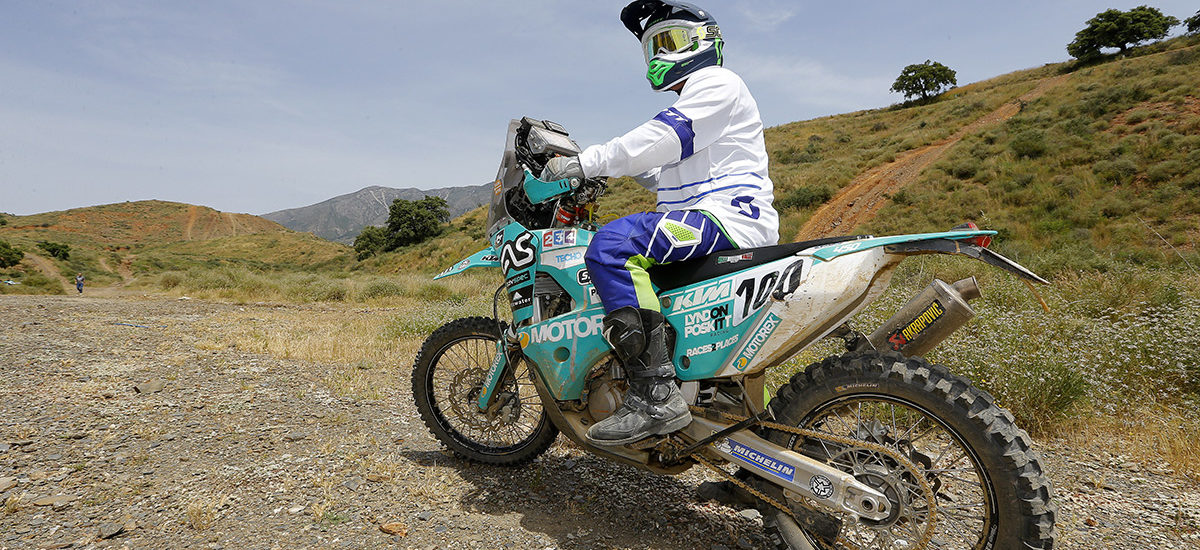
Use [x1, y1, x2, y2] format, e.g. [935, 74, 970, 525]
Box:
[98, 522, 126, 539]
[379, 522, 408, 536]
[736, 509, 762, 521]
[32, 494, 77, 507]
[0, 443, 10, 453]
[134, 380, 166, 394]
[416, 511, 434, 521]
[288, 506, 305, 515]
[0, 477, 15, 492]
[342, 477, 363, 491]
[283, 431, 307, 442]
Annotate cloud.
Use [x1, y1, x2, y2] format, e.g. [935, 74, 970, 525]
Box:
[734, 53, 894, 123]
[728, 0, 801, 31]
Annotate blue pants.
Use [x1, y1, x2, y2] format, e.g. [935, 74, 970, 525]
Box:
[584, 210, 735, 313]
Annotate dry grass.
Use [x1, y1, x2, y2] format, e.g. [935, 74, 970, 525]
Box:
[3, 493, 23, 516]
[185, 493, 230, 530]
[1058, 404, 1200, 481]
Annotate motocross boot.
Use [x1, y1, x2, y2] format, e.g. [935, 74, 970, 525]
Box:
[586, 306, 692, 446]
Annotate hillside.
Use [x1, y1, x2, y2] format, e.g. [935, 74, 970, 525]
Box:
[0, 200, 351, 294]
[261, 184, 492, 244]
[378, 35, 1200, 277]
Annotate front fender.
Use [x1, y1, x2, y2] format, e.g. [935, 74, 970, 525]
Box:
[434, 247, 500, 280]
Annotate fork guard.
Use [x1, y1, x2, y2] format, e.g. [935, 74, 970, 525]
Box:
[683, 416, 892, 522]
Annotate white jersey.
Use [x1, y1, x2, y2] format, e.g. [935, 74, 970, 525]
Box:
[579, 66, 779, 248]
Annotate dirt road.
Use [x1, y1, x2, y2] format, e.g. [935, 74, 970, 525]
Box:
[1, 295, 1197, 549]
[796, 75, 1070, 240]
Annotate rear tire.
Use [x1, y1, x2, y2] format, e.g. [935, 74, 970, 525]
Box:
[412, 317, 557, 465]
[766, 351, 1056, 549]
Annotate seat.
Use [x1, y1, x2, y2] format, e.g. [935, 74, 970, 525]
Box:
[647, 235, 867, 292]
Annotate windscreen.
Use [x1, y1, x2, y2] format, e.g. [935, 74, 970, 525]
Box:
[485, 120, 526, 241]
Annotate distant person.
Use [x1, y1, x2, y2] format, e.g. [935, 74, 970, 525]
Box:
[75, 273, 84, 294]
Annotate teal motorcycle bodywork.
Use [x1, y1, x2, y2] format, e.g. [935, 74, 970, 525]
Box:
[439, 212, 1001, 407]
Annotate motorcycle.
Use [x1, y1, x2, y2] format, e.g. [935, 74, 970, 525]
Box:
[412, 117, 1056, 549]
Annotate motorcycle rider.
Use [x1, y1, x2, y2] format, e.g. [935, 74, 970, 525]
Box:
[541, 0, 779, 445]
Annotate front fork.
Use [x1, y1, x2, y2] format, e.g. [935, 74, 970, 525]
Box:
[476, 329, 519, 412]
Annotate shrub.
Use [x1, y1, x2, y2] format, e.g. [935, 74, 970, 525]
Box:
[1009, 129, 1048, 158]
[357, 279, 405, 300]
[0, 240, 22, 268]
[1093, 158, 1139, 184]
[37, 241, 70, 260]
[776, 185, 834, 210]
[158, 271, 185, 290]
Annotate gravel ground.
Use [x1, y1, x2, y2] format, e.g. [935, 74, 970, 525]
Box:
[1, 295, 1198, 549]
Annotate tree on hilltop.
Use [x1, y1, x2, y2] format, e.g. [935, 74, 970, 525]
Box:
[1186, 10, 1200, 34]
[353, 196, 450, 259]
[890, 60, 957, 102]
[1068, 6, 1180, 60]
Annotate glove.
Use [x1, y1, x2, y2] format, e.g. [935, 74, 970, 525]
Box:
[540, 156, 584, 182]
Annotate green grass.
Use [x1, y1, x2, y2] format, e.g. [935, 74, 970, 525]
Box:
[764, 255, 1200, 436]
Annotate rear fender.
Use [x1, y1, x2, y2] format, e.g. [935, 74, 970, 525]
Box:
[881, 238, 1049, 284]
[810, 229, 1048, 284]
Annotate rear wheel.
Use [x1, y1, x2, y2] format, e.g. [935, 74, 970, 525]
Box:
[412, 317, 557, 465]
[766, 351, 1055, 549]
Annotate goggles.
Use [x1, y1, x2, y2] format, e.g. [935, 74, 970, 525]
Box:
[641, 24, 720, 64]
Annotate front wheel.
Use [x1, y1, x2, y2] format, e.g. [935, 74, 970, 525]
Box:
[412, 317, 558, 465]
[766, 351, 1056, 549]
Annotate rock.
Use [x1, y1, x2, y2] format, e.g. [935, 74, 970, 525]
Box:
[736, 509, 762, 521]
[134, 380, 166, 394]
[379, 522, 408, 536]
[0, 477, 15, 492]
[0, 443, 9, 452]
[342, 477, 363, 491]
[98, 522, 126, 539]
[288, 506, 305, 515]
[32, 494, 77, 507]
[416, 511, 434, 521]
[366, 473, 388, 483]
[10, 440, 34, 448]
[434, 525, 448, 534]
[283, 431, 307, 442]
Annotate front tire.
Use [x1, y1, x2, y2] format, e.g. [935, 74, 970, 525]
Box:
[412, 317, 558, 465]
[766, 351, 1056, 549]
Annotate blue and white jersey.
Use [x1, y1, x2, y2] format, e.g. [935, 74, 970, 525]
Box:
[578, 66, 778, 248]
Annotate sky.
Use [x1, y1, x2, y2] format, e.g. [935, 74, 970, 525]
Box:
[2, 1, 1197, 216]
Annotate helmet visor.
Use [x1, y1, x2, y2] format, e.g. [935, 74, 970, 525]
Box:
[641, 24, 720, 64]
[643, 26, 697, 63]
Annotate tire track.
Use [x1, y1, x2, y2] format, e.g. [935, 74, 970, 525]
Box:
[795, 74, 1070, 241]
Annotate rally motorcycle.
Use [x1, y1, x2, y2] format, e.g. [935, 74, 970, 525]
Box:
[413, 118, 1056, 549]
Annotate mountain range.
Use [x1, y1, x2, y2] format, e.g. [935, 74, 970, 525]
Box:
[261, 184, 492, 244]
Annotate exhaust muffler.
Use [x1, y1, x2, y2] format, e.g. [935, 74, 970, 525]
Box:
[867, 277, 982, 357]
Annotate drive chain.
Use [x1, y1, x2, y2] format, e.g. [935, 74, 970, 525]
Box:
[686, 408, 938, 550]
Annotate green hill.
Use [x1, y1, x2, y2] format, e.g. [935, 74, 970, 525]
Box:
[384, 35, 1200, 278]
[0, 200, 352, 294]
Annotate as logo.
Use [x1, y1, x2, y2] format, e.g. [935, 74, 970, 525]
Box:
[500, 232, 536, 274]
